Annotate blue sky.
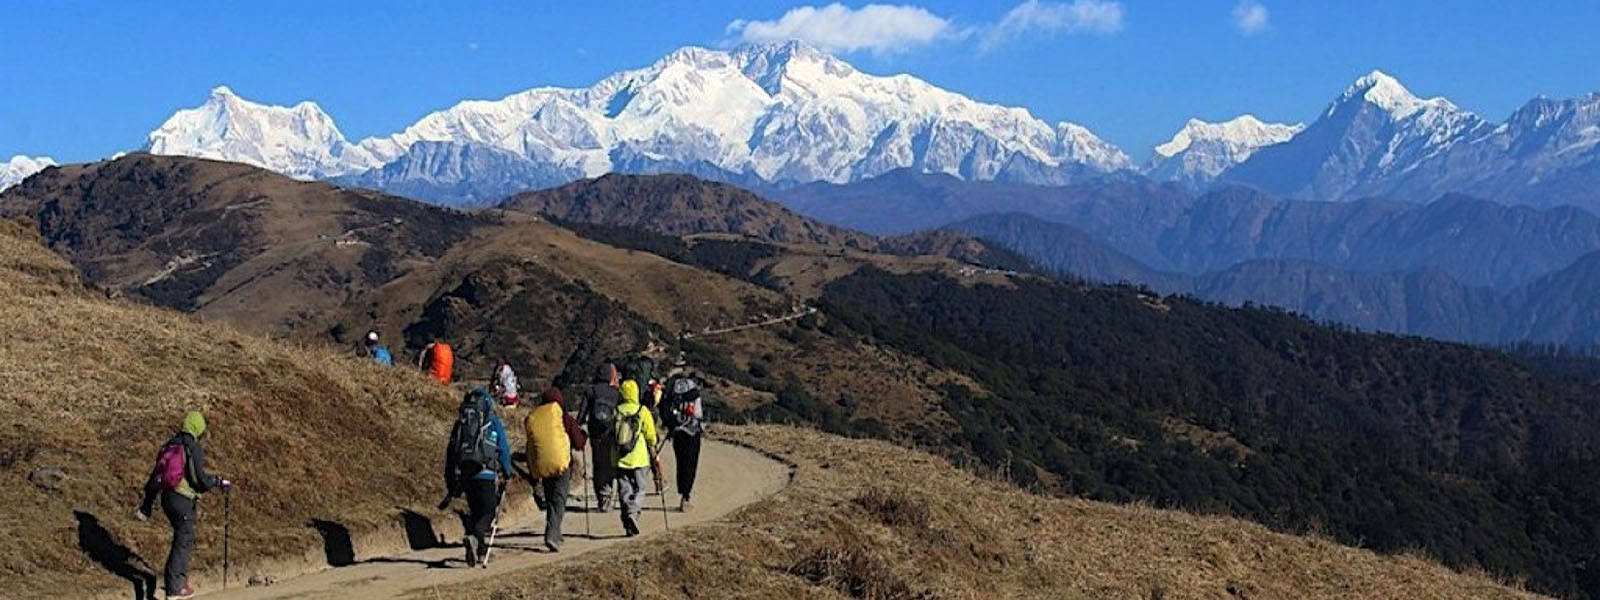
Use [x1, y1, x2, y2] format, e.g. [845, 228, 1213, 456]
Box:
[4, 1, 1598, 163]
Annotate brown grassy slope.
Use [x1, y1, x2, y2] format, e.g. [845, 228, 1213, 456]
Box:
[318, 216, 798, 385]
[502, 173, 878, 249]
[0, 153, 484, 336]
[427, 425, 1537, 600]
[0, 220, 456, 597]
[684, 233, 1018, 300]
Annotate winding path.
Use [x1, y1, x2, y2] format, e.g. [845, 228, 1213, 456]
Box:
[684, 306, 817, 339]
[205, 440, 789, 599]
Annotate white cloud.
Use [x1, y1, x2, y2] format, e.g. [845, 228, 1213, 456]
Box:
[726, 3, 956, 55]
[725, 1, 1124, 56]
[979, 0, 1124, 52]
[1232, 1, 1270, 35]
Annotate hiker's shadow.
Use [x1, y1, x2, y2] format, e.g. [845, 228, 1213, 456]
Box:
[399, 508, 444, 551]
[307, 519, 355, 567]
[74, 511, 157, 600]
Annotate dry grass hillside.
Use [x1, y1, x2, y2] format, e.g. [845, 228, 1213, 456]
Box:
[429, 425, 1538, 600]
[0, 153, 487, 337]
[0, 220, 459, 598]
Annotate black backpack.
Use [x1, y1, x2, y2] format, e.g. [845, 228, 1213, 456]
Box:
[450, 388, 499, 474]
[585, 382, 620, 438]
[622, 356, 656, 407]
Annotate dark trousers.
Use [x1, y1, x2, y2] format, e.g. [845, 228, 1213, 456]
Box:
[160, 491, 197, 594]
[464, 478, 499, 548]
[537, 469, 571, 547]
[673, 433, 703, 498]
[590, 437, 616, 505]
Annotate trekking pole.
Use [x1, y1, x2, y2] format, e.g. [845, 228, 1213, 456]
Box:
[583, 445, 593, 537]
[223, 491, 231, 589]
[481, 483, 508, 568]
[649, 441, 669, 531]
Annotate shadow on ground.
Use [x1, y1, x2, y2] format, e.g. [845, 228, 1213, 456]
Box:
[75, 510, 158, 600]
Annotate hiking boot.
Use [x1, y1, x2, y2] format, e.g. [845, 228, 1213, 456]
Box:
[545, 541, 560, 553]
[622, 517, 640, 537]
[596, 497, 611, 512]
[168, 582, 196, 599]
[463, 536, 480, 567]
[680, 495, 693, 512]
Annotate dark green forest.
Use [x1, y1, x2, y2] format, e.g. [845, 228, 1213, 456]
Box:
[818, 268, 1600, 598]
[549, 219, 1600, 597]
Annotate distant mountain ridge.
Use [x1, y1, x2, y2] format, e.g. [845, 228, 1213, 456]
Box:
[950, 210, 1600, 346]
[1222, 72, 1600, 208]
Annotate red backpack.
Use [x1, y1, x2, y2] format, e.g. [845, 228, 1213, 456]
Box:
[153, 442, 187, 490]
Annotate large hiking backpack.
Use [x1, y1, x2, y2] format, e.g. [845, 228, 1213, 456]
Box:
[664, 376, 704, 435]
[622, 356, 655, 407]
[153, 441, 188, 490]
[614, 404, 645, 455]
[586, 382, 620, 438]
[450, 389, 499, 474]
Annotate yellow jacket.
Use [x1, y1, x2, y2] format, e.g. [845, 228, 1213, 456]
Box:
[524, 401, 571, 479]
[616, 381, 657, 470]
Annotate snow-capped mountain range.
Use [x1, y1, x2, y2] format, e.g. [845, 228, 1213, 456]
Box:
[1145, 116, 1304, 186]
[143, 42, 1134, 196]
[0, 155, 57, 192]
[7, 42, 1597, 207]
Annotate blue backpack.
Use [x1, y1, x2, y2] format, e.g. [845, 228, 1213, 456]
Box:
[372, 346, 393, 366]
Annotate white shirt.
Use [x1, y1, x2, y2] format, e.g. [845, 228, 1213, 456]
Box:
[496, 364, 519, 398]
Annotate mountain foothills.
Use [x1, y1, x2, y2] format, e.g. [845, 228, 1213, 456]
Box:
[0, 212, 1534, 598]
[7, 156, 1600, 597]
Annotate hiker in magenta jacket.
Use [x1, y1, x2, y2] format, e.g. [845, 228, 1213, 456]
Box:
[137, 411, 232, 600]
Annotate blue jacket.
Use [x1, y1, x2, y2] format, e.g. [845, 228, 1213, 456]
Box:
[475, 403, 513, 481]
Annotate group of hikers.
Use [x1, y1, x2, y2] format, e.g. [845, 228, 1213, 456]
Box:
[135, 330, 707, 599]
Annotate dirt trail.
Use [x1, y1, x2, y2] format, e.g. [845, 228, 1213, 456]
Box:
[684, 306, 816, 339]
[204, 440, 789, 600]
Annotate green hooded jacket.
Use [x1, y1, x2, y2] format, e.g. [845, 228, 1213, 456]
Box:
[172, 411, 220, 499]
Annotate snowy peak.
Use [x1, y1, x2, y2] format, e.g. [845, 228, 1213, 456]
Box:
[1145, 116, 1302, 185]
[1153, 115, 1303, 158]
[0, 155, 57, 192]
[146, 86, 376, 179]
[1327, 70, 1463, 120]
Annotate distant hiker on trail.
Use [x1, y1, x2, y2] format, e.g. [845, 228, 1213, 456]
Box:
[575, 363, 622, 511]
[440, 387, 512, 567]
[364, 331, 393, 367]
[614, 379, 658, 537]
[523, 387, 586, 552]
[663, 375, 707, 511]
[419, 340, 454, 385]
[136, 411, 233, 600]
[492, 359, 519, 407]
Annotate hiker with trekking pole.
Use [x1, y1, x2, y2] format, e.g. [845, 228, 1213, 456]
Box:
[136, 410, 234, 600]
[523, 386, 587, 552]
[614, 379, 659, 537]
[575, 363, 622, 512]
[438, 387, 512, 567]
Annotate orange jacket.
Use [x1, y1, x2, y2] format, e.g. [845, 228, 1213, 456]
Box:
[422, 343, 454, 384]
